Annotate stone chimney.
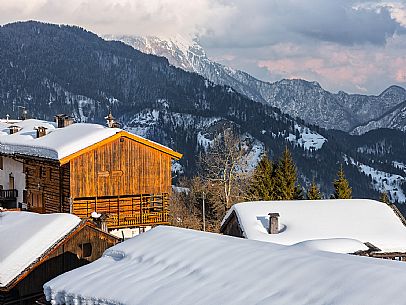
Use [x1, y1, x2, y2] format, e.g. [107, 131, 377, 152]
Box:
[268, 213, 280, 234]
[8, 125, 22, 135]
[54, 114, 74, 128]
[35, 126, 47, 138]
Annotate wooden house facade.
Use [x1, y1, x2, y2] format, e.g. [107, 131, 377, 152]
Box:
[0, 118, 182, 229]
[0, 212, 119, 305]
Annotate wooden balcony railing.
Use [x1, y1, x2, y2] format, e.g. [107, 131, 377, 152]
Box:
[72, 193, 169, 229]
[0, 189, 18, 201]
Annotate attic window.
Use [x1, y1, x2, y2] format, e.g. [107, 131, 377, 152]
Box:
[80, 242, 93, 258]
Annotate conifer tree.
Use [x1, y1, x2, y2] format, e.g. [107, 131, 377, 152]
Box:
[249, 154, 275, 200]
[307, 180, 322, 200]
[333, 165, 352, 199]
[294, 184, 304, 200]
[380, 191, 390, 205]
[274, 147, 298, 200]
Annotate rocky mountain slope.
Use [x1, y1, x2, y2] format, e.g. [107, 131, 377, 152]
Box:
[108, 35, 406, 133]
[1, 21, 405, 202]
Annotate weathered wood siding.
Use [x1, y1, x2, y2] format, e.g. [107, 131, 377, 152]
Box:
[23, 160, 70, 214]
[220, 211, 244, 238]
[5, 224, 118, 304]
[70, 136, 172, 198]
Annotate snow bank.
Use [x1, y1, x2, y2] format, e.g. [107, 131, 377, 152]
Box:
[223, 199, 406, 253]
[45, 226, 406, 305]
[0, 211, 81, 287]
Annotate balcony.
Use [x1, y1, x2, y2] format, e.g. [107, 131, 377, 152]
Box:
[72, 193, 169, 229]
[0, 189, 18, 208]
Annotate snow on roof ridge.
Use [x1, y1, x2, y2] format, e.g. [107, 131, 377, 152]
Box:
[0, 119, 177, 161]
[44, 226, 406, 305]
[222, 199, 406, 253]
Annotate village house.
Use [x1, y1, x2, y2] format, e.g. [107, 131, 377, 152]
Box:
[43, 225, 406, 305]
[0, 211, 118, 304]
[220, 199, 406, 260]
[0, 114, 182, 232]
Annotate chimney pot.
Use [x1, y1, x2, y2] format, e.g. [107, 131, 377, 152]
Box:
[268, 212, 280, 234]
[105, 108, 117, 128]
[35, 126, 47, 138]
[8, 125, 21, 135]
[54, 114, 74, 128]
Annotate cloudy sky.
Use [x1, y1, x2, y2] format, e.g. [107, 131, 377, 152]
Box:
[1, 0, 406, 94]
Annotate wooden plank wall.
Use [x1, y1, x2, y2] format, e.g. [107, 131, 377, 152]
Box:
[24, 159, 68, 214]
[14, 224, 118, 302]
[70, 136, 172, 198]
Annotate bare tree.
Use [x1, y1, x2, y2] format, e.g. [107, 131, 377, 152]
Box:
[200, 129, 249, 221]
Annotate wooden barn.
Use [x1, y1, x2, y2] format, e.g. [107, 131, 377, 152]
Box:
[0, 211, 119, 305]
[0, 115, 182, 230]
[220, 199, 406, 260]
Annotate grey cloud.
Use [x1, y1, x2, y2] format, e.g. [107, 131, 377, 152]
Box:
[200, 0, 406, 48]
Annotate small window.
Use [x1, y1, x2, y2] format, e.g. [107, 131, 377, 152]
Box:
[79, 242, 93, 258]
[0, 156, 3, 170]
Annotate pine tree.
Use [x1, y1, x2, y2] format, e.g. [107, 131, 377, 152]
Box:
[274, 147, 298, 200]
[307, 180, 322, 200]
[333, 165, 352, 199]
[249, 154, 275, 200]
[380, 191, 390, 205]
[294, 184, 304, 200]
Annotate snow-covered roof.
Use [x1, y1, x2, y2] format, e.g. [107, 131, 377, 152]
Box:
[0, 119, 181, 161]
[0, 211, 81, 288]
[45, 226, 406, 305]
[222, 199, 406, 253]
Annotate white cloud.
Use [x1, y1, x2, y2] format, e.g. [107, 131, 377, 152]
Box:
[1, 0, 406, 94]
[0, 0, 234, 38]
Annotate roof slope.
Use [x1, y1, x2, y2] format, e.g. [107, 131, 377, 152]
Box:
[222, 199, 406, 253]
[45, 226, 406, 305]
[0, 211, 81, 288]
[0, 119, 181, 162]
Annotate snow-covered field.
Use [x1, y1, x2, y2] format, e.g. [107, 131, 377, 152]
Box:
[223, 199, 406, 253]
[45, 226, 406, 305]
[346, 157, 406, 202]
[285, 125, 326, 151]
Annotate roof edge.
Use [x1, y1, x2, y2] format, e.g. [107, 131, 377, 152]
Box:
[0, 220, 118, 292]
[60, 131, 182, 165]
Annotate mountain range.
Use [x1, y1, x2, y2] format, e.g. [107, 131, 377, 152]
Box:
[1, 21, 406, 203]
[107, 35, 406, 134]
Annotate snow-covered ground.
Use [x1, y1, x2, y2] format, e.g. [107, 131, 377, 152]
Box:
[393, 161, 406, 174]
[222, 199, 406, 253]
[359, 163, 405, 202]
[0, 211, 81, 287]
[45, 226, 406, 305]
[285, 124, 326, 151]
[346, 157, 406, 203]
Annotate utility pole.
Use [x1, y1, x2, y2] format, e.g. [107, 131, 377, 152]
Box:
[202, 191, 206, 232]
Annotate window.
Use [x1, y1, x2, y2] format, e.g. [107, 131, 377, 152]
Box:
[79, 242, 93, 258]
[0, 156, 3, 170]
